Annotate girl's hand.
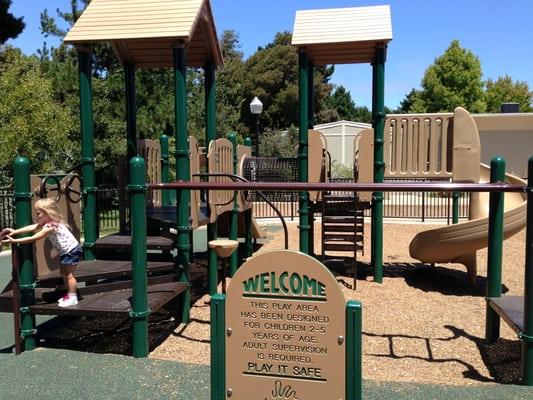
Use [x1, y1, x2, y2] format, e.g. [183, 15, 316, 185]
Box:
[1, 228, 13, 237]
[2, 235, 14, 243]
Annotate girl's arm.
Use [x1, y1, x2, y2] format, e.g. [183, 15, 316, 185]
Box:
[4, 226, 53, 244]
[4, 224, 40, 236]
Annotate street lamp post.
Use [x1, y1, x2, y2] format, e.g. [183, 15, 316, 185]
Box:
[249, 96, 263, 157]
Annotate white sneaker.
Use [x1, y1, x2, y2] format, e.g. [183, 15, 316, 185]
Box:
[58, 295, 78, 308]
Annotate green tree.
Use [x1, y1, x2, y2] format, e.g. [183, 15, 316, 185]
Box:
[259, 126, 298, 158]
[327, 86, 355, 120]
[0, 48, 75, 182]
[418, 40, 486, 113]
[0, 0, 24, 44]
[485, 75, 532, 112]
[241, 31, 335, 134]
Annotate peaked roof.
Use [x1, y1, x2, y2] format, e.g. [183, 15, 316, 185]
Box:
[292, 5, 392, 64]
[64, 0, 223, 68]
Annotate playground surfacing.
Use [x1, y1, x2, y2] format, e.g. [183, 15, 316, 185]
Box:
[150, 221, 527, 386]
[0, 221, 528, 393]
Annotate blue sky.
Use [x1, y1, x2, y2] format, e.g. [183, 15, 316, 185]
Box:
[7, 0, 533, 108]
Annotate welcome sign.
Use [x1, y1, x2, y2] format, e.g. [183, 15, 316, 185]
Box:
[225, 250, 346, 399]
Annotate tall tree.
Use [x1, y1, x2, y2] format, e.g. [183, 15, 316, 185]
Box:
[0, 48, 75, 182]
[327, 86, 355, 121]
[0, 0, 24, 44]
[418, 40, 486, 113]
[485, 75, 532, 112]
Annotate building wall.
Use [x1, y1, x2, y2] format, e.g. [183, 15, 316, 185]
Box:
[314, 121, 371, 167]
[473, 114, 533, 178]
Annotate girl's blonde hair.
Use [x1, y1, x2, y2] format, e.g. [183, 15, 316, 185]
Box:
[34, 198, 64, 224]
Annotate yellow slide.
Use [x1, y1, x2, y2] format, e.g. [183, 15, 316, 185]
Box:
[409, 164, 527, 282]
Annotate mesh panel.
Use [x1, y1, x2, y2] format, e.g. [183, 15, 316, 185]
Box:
[243, 157, 299, 201]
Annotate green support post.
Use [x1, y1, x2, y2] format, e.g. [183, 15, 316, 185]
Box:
[244, 137, 252, 147]
[210, 294, 226, 400]
[228, 132, 239, 276]
[452, 191, 460, 224]
[485, 156, 505, 343]
[160, 134, 170, 206]
[205, 61, 218, 295]
[521, 156, 533, 385]
[307, 59, 315, 257]
[129, 157, 149, 358]
[298, 50, 310, 254]
[173, 45, 190, 323]
[125, 63, 137, 164]
[13, 157, 36, 351]
[78, 49, 97, 260]
[371, 46, 386, 283]
[346, 300, 362, 400]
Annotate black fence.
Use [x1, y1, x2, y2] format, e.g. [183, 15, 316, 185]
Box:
[0, 181, 471, 231]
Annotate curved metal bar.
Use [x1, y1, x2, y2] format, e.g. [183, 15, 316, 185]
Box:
[39, 175, 62, 201]
[193, 173, 238, 207]
[194, 173, 289, 250]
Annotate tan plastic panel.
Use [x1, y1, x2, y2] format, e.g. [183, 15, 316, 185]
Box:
[354, 128, 374, 203]
[384, 112, 454, 178]
[30, 175, 81, 278]
[452, 107, 481, 183]
[189, 136, 203, 229]
[308, 129, 327, 202]
[409, 164, 526, 281]
[208, 138, 234, 223]
[237, 145, 252, 212]
[137, 138, 161, 206]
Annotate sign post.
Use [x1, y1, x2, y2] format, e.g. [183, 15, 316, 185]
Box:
[211, 250, 362, 400]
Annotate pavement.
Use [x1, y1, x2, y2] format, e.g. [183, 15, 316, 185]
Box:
[1, 253, 532, 399]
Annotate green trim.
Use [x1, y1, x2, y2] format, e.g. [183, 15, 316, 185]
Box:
[18, 282, 37, 290]
[13, 192, 33, 199]
[129, 309, 151, 319]
[519, 332, 533, 342]
[127, 184, 147, 192]
[20, 329, 37, 338]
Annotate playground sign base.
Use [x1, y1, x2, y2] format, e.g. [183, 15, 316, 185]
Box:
[210, 250, 362, 400]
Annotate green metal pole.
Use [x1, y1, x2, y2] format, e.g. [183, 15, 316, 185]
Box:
[228, 132, 239, 276]
[78, 49, 97, 260]
[210, 294, 226, 400]
[452, 192, 460, 224]
[205, 62, 218, 294]
[124, 63, 137, 164]
[173, 45, 190, 323]
[346, 300, 362, 400]
[298, 50, 310, 255]
[371, 46, 386, 283]
[13, 157, 36, 351]
[307, 60, 316, 258]
[521, 156, 533, 385]
[485, 156, 505, 343]
[129, 157, 149, 358]
[160, 134, 170, 206]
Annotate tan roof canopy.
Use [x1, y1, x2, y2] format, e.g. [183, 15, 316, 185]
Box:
[292, 5, 392, 64]
[64, 0, 223, 68]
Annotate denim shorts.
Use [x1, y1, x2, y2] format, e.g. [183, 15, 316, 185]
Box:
[60, 245, 83, 266]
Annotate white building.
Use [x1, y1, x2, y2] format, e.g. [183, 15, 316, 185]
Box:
[313, 120, 372, 167]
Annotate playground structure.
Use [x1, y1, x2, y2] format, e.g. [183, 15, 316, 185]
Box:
[0, 0, 531, 390]
[355, 107, 527, 281]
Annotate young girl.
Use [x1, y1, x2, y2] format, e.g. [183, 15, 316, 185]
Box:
[2, 198, 82, 307]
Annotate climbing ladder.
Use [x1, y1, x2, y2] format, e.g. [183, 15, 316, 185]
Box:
[321, 194, 364, 288]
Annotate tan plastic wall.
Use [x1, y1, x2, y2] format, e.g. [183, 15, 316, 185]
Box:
[30, 175, 81, 278]
[355, 107, 480, 185]
[137, 139, 162, 206]
[207, 138, 235, 223]
[308, 129, 327, 202]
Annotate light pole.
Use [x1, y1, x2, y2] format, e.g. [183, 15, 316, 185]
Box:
[249, 96, 263, 157]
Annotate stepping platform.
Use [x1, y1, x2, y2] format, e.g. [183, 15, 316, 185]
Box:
[488, 295, 524, 334]
[29, 281, 187, 317]
[95, 234, 174, 251]
[37, 260, 175, 287]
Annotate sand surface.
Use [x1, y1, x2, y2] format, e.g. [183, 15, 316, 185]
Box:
[150, 220, 527, 385]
